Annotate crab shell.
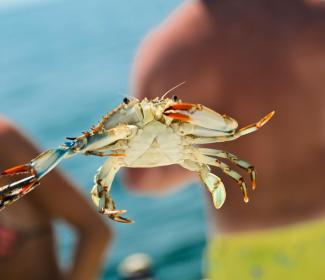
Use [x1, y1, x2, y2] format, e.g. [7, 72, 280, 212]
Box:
[101, 97, 238, 131]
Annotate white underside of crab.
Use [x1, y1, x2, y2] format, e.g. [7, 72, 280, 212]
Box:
[123, 121, 183, 167]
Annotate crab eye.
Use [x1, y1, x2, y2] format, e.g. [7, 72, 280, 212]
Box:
[123, 97, 130, 104]
[172, 95, 178, 102]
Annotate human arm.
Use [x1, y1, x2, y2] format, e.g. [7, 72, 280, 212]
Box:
[0, 117, 112, 280]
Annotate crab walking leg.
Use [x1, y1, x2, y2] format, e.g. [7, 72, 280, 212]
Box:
[193, 153, 250, 203]
[189, 111, 275, 144]
[180, 160, 226, 209]
[199, 148, 256, 190]
[91, 158, 132, 223]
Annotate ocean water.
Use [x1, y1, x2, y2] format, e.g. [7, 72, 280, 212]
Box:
[0, 1, 208, 279]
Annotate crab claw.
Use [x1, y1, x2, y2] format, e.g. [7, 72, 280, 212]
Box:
[109, 215, 134, 224]
[0, 147, 70, 211]
[1, 164, 32, 176]
[164, 103, 238, 131]
[163, 103, 193, 122]
[238, 111, 275, 137]
[0, 175, 39, 209]
[100, 209, 133, 224]
[165, 103, 195, 111]
[256, 111, 275, 128]
[0, 162, 35, 198]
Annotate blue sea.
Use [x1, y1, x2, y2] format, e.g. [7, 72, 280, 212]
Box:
[0, 1, 208, 279]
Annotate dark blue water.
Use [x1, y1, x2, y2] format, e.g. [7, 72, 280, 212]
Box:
[0, 1, 208, 279]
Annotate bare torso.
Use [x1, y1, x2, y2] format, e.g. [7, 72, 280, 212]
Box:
[130, 0, 325, 232]
[204, 2, 325, 231]
[0, 186, 61, 280]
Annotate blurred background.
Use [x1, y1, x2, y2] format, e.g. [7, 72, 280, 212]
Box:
[1, 1, 325, 280]
[0, 1, 207, 279]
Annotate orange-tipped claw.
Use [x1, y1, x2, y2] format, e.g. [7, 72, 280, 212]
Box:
[241, 184, 250, 203]
[244, 195, 250, 203]
[249, 168, 257, 190]
[101, 209, 127, 215]
[166, 103, 194, 111]
[19, 181, 37, 195]
[111, 216, 134, 224]
[1, 164, 30, 176]
[257, 111, 275, 128]
[0, 175, 38, 211]
[251, 179, 256, 190]
[100, 209, 133, 223]
[164, 112, 191, 122]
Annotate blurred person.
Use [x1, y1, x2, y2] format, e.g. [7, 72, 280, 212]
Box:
[128, 0, 325, 278]
[0, 116, 111, 280]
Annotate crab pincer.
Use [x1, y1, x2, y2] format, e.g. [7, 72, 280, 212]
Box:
[0, 148, 70, 209]
[164, 102, 238, 131]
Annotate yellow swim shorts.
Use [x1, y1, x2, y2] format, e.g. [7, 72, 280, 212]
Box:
[207, 219, 325, 280]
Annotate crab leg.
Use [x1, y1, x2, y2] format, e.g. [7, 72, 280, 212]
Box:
[95, 140, 128, 151]
[181, 160, 226, 209]
[193, 153, 250, 203]
[189, 111, 275, 144]
[199, 148, 256, 190]
[0, 176, 40, 210]
[91, 158, 132, 223]
[81, 125, 137, 153]
[0, 147, 71, 209]
[85, 151, 127, 157]
[164, 103, 238, 131]
[180, 111, 274, 145]
[216, 111, 275, 141]
[173, 123, 234, 137]
[0, 125, 138, 211]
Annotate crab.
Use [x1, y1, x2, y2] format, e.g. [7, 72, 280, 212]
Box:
[0, 96, 274, 223]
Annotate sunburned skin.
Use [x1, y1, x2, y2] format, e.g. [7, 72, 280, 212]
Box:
[0, 119, 111, 280]
[128, 0, 325, 233]
[0, 186, 60, 280]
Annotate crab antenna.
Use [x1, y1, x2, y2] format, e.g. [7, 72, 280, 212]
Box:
[161, 81, 186, 99]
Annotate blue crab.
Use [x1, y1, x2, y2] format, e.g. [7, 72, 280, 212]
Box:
[0, 96, 274, 223]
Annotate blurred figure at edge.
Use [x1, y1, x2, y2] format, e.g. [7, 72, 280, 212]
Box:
[0, 117, 111, 280]
[127, 0, 325, 279]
